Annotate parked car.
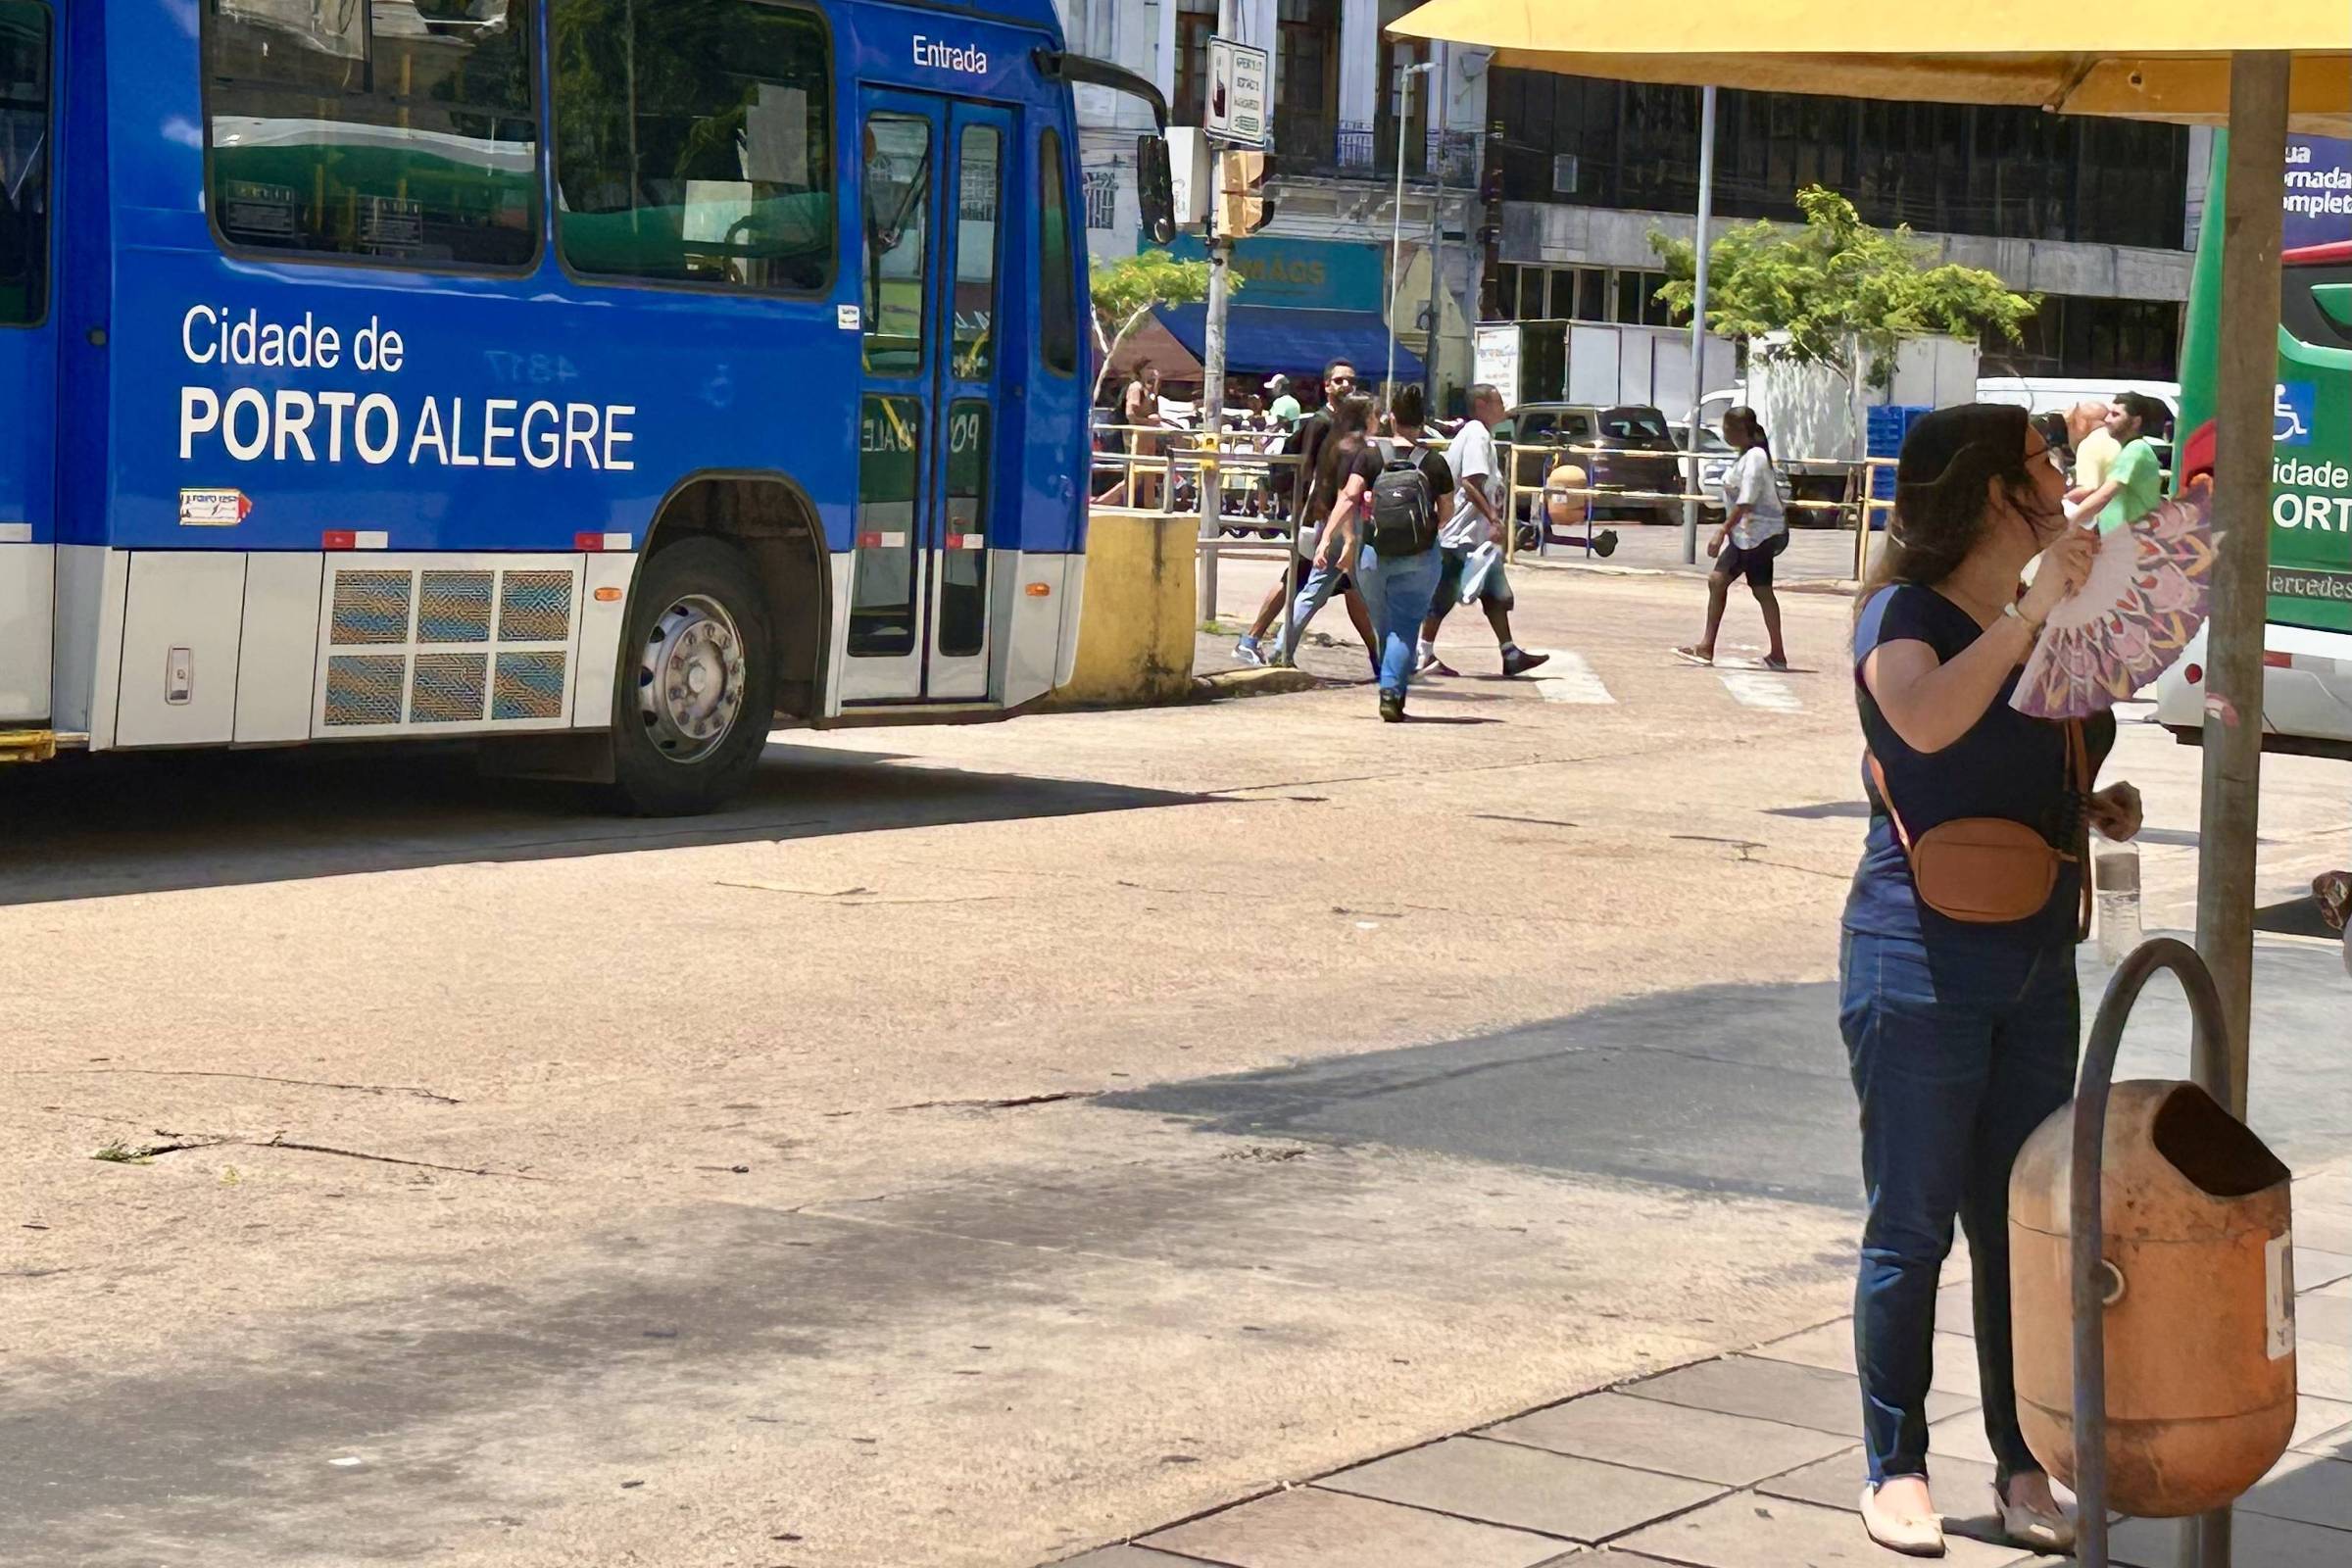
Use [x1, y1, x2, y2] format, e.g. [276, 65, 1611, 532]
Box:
[1494, 403, 1685, 528]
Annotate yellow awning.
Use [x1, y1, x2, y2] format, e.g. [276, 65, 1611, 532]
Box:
[1386, 6, 2352, 132]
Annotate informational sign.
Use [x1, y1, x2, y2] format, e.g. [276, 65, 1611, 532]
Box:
[1158, 233, 1381, 312]
[1473, 323, 1521, 411]
[2282, 135, 2352, 254]
[1204, 37, 1269, 147]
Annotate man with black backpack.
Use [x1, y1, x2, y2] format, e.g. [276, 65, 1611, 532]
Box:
[1358, 385, 1450, 722]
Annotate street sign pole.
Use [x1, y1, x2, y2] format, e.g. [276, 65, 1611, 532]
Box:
[1680, 84, 1718, 566]
[1196, 1, 1238, 617]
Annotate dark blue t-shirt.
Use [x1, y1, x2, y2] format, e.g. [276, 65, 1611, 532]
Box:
[1843, 584, 2114, 949]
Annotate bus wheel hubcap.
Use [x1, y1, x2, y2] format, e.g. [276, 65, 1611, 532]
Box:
[639, 595, 747, 763]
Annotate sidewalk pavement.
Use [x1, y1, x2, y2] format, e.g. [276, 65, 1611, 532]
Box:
[1053, 1162, 2350, 1568]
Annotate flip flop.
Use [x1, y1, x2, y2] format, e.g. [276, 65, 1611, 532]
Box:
[1671, 646, 1714, 667]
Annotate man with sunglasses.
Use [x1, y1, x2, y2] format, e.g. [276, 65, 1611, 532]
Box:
[1235, 360, 1378, 670]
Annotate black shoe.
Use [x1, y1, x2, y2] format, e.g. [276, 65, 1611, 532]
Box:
[1378, 693, 1406, 723]
[1501, 648, 1551, 678]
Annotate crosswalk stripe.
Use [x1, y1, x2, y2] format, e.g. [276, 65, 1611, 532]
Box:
[1531, 651, 1616, 706]
[1718, 668, 1804, 713]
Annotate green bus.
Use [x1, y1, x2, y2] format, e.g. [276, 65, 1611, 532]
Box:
[2155, 133, 2352, 758]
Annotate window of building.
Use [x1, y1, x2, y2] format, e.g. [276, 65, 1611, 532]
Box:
[0, 2, 49, 326]
[552, 0, 832, 293]
[204, 0, 539, 270]
[1489, 69, 2187, 253]
[1038, 129, 1077, 376]
[1272, 0, 1337, 159]
[1171, 3, 1214, 126]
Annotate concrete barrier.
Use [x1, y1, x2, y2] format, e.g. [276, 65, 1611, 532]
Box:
[1053, 509, 1198, 708]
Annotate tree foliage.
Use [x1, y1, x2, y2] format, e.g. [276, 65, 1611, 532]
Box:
[1651, 186, 2036, 388]
[1089, 250, 1230, 397]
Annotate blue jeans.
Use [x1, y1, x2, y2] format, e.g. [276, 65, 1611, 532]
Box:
[1356, 544, 1441, 698]
[1839, 929, 2081, 1487]
[1276, 559, 1346, 664]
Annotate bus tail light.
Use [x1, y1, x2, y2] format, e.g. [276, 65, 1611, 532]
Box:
[2264, 651, 2293, 669]
[1024, 582, 1053, 598]
[320, 530, 387, 550]
[594, 586, 622, 604]
[2184, 662, 2203, 685]
[575, 532, 632, 552]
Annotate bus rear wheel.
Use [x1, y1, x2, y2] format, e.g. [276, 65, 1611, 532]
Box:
[611, 537, 776, 815]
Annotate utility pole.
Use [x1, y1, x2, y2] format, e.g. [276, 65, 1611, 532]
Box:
[1385, 59, 1438, 402]
[1197, 0, 1239, 617]
[1680, 85, 1718, 565]
[1420, 44, 1447, 405]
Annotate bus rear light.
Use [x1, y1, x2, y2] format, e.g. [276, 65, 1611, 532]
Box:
[320, 530, 387, 550]
[594, 586, 622, 604]
[1024, 582, 1053, 597]
[574, 532, 632, 552]
[2264, 651, 2293, 669]
[2184, 662, 2203, 685]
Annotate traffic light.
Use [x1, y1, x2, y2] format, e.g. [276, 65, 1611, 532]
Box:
[1215, 148, 1275, 238]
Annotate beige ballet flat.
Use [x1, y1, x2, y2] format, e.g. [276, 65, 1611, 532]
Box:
[1860, 1484, 1947, 1557]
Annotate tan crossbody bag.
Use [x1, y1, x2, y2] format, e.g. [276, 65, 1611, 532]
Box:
[1867, 721, 2091, 933]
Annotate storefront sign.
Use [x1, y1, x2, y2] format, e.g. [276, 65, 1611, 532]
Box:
[1154, 234, 1382, 313]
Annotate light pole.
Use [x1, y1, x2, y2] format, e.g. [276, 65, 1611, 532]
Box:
[1385, 59, 1439, 404]
[1680, 84, 1718, 564]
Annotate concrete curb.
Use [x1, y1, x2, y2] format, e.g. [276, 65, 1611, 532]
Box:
[1192, 666, 1322, 702]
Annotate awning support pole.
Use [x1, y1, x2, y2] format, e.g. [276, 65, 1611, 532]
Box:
[2183, 47, 2291, 1568]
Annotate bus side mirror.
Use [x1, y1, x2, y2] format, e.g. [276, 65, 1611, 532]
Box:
[1137, 136, 1176, 246]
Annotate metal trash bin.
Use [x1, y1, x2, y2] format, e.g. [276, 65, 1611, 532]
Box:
[2009, 941, 2298, 1540]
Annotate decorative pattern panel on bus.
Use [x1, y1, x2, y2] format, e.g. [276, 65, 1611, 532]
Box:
[417, 571, 495, 644]
[312, 557, 587, 739]
[329, 571, 414, 645]
[498, 572, 573, 643]
[323, 656, 406, 727]
[411, 652, 492, 724]
[493, 652, 567, 721]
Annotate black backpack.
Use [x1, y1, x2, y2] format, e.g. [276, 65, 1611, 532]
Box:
[1367, 443, 1440, 558]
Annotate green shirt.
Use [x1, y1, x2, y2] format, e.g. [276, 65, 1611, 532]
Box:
[1268, 393, 1301, 429]
[2096, 437, 2162, 534]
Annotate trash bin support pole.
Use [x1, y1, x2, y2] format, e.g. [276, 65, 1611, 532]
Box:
[2072, 938, 2232, 1568]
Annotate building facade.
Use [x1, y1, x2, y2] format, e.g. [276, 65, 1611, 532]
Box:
[1058, 5, 2199, 407]
[1055, 0, 1487, 401]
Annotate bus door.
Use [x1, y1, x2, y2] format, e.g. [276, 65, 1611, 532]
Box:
[842, 91, 1011, 704]
[0, 0, 54, 724]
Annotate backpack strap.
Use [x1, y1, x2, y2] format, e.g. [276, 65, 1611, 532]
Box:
[1863, 748, 1914, 855]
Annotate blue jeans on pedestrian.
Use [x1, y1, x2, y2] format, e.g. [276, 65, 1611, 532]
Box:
[1277, 560, 1346, 664]
[1839, 927, 2081, 1488]
[1356, 544, 1442, 698]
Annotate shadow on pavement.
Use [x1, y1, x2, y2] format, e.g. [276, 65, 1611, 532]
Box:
[1105, 939, 2352, 1210]
[0, 741, 1208, 907]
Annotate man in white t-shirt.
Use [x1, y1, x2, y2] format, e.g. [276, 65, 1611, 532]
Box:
[1415, 384, 1548, 679]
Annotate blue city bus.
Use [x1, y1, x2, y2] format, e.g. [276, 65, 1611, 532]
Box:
[0, 1, 1170, 811]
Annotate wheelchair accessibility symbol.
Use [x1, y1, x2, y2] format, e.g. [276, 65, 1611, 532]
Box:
[2276, 382, 2315, 446]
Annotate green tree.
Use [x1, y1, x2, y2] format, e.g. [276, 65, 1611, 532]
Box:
[1651, 186, 2035, 388]
[1089, 250, 1233, 399]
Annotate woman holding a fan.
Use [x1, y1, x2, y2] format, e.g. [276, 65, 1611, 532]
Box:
[1840, 404, 2144, 1558]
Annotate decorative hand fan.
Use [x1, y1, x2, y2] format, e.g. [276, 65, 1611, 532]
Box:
[2012, 485, 2216, 719]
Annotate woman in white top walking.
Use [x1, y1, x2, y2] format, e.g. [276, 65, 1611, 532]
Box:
[1676, 406, 1789, 671]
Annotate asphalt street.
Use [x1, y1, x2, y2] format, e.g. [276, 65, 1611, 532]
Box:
[4, 562, 2346, 1568]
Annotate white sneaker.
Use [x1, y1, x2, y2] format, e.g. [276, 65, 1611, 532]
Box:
[1234, 639, 1266, 667]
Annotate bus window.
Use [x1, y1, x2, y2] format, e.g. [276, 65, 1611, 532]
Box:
[203, 0, 538, 270]
[0, 1, 47, 326]
[862, 113, 931, 376]
[951, 124, 999, 381]
[551, 0, 833, 293]
[1038, 128, 1076, 376]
